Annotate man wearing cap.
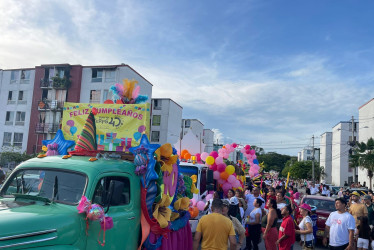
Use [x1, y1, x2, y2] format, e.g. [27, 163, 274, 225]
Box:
[349, 191, 368, 227]
[364, 195, 374, 227]
[193, 199, 237, 250]
[323, 198, 355, 250]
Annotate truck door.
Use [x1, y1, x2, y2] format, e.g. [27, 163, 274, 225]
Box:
[86, 173, 141, 249]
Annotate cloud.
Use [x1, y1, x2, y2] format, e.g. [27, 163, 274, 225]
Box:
[211, 128, 224, 144]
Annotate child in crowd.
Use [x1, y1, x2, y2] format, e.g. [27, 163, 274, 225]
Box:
[310, 206, 318, 240]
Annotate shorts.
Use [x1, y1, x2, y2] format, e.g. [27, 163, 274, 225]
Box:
[357, 238, 369, 249]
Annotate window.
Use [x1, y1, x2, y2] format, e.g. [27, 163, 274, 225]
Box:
[92, 69, 103, 82]
[103, 89, 113, 102]
[20, 70, 30, 83]
[5, 111, 14, 125]
[11, 71, 19, 83]
[92, 176, 130, 206]
[105, 70, 115, 82]
[18, 91, 24, 100]
[153, 99, 161, 110]
[13, 133, 23, 147]
[8, 91, 13, 100]
[151, 131, 160, 142]
[152, 115, 161, 126]
[15, 112, 25, 126]
[3, 132, 12, 146]
[184, 120, 191, 128]
[48, 68, 55, 79]
[89, 90, 101, 103]
[57, 69, 64, 78]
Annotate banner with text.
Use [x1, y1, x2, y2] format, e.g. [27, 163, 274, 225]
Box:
[62, 102, 150, 152]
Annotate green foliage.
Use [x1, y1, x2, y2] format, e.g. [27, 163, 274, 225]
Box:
[0, 150, 35, 168]
[281, 160, 324, 180]
[250, 145, 265, 155]
[352, 138, 374, 187]
[257, 152, 292, 173]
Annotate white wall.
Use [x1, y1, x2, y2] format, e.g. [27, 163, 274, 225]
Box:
[80, 66, 152, 104]
[150, 98, 182, 145]
[0, 69, 35, 153]
[320, 132, 332, 183]
[182, 119, 204, 140]
[331, 122, 356, 186]
[203, 129, 214, 153]
[358, 99, 374, 188]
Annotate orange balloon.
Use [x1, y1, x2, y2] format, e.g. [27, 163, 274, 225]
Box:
[184, 153, 191, 160]
[181, 149, 188, 158]
[189, 207, 199, 218]
[220, 172, 229, 180]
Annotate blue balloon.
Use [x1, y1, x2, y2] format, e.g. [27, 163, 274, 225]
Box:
[42, 130, 75, 155]
[253, 159, 259, 165]
[70, 126, 77, 135]
[133, 132, 141, 141]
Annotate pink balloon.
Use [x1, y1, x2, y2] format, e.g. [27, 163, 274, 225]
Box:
[240, 148, 245, 153]
[217, 163, 226, 172]
[228, 175, 236, 184]
[250, 149, 256, 155]
[210, 163, 217, 171]
[190, 198, 197, 207]
[213, 171, 220, 180]
[232, 143, 238, 148]
[215, 156, 224, 165]
[217, 178, 225, 185]
[197, 201, 205, 211]
[206, 194, 213, 201]
[233, 180, 241, 188]
[201, 152, 209, 161]
[196, 153, 201, 162]
[222, 182, 232, 192]
[209, 151, 219, 159]
[245, 145, 251, 150]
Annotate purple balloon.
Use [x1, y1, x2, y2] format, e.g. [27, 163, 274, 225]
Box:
[138, 125, 146, 133]
[66, 120, 74, 127]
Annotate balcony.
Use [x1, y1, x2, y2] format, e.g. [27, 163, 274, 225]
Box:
[38, 100, 64, 111]
[35, 123, 59, 134]
[40, 76, 70, 89]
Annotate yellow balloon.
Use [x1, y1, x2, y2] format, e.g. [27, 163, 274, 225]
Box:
[225, 165, 235, 175]
[205, 156, 215, 165]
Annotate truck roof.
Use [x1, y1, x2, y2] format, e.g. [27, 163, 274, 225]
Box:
[17, 156, 136, 176]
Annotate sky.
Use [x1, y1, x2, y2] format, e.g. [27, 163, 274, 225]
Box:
[1, 0, 374, 156]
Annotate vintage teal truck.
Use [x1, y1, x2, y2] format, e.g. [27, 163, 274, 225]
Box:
[0, 155, 142, 249]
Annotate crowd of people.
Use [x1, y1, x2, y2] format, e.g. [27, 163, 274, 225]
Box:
[193, 179, 374, 250]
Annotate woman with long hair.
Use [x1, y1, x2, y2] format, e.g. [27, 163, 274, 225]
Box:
[295, 203, 314, 249]
[262, 199, 281, 250]
[356, 216, 370, 250]
[246, 198, 263, 250]
[222, 199, 245, 250]
[229, 197, 243, 222]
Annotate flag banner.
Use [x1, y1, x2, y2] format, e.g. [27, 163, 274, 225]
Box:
[62, 102, 150, 152]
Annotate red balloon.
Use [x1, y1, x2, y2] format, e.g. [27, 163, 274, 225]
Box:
[245, 145, 251, 150]
[209, 151, 219, 159]
[104, 99, 114, 104]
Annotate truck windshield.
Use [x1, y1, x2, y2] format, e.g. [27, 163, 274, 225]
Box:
[0, 169, 87, 205]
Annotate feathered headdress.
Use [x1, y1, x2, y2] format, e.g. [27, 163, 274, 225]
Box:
[109, 79, 148, 104]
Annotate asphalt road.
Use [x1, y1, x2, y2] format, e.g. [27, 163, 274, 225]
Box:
[258, 239, 328, 250]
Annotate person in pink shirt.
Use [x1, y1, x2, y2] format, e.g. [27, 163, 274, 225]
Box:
[276, 205, 295, 250]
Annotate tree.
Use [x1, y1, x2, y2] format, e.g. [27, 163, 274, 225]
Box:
[281, 160, 324, 180]
[0, 149, 35, 170]
[257, 152, 293, 173]
[353, 138, 374, 188]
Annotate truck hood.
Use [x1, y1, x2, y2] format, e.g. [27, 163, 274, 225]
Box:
[0, 198, 84, 249]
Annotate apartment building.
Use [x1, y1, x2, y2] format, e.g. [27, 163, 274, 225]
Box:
[150, 98, 182, 145]
[297, 147, 320, 162]
[320, 132, 332, 184]
[0, 68, 35, 153]
[331, 121, 358, 186]
[358, 99, 374, 187]
[202, 129, 214, 153]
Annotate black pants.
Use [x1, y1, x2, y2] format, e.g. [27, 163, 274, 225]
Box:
[329, 243, 349, 250]
[246, 224, 261, 250]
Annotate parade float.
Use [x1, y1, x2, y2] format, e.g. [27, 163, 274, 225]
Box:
[0, 79, 196, 250]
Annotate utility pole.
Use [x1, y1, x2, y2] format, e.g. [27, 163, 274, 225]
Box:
[351, 115, 356, 183]
[312, 135, 315, 182]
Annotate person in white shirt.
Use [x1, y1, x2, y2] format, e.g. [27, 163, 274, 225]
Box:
[310, 183, 318, 195]
[296, 203, 314, 248]
[323, 198, 355, 250]
[245, 187, 265, 218]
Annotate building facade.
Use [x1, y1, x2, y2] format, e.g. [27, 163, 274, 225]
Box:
[26, 64, 83, 154]
[358, 99, 374, 188]
[320, 132, 332, 184]
[202, 129, 214, 153]
[0, 68, 35, 153]
[297, 147, 320, 162]
[150, 98, 182, 145]
[331, 121, 358, 186]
